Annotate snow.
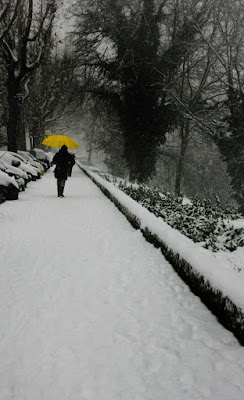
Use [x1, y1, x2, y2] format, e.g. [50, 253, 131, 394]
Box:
[0, 159, 28, 180]
[80, 164, 244, 310]
[0, 151, 38, 177]
[232, 219, 244, 229]
[1, 164, 244, 399]
[182, 196, 193, 206]
[213, 246, 244, 276]
[0, 169, 19, 188]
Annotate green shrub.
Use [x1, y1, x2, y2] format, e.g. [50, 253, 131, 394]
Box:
[116, 181, 244, 252]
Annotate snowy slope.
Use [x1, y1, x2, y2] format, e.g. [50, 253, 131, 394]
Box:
[0, 165, 244, 400]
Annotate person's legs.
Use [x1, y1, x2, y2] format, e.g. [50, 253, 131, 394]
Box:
[57, 179, 61, 197]
[57, 179, 66, 197]
[59, 179, 66, 197]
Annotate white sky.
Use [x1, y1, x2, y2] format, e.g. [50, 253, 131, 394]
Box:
[0, 164, 244, 399]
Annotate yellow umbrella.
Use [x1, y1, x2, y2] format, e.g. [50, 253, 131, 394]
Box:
[42, 135, 79, 149]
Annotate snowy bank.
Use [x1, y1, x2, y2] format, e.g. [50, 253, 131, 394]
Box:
[77, 161, 244, 345]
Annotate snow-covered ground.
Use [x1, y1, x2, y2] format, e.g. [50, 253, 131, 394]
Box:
[80, 165, 244, 312]
[213, 218, 244, 275]
[1, 164, 244, 400]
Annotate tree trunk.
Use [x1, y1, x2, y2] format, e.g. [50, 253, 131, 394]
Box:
[16, 107, 26, 150]
[35, 121, 45, 148]
[175, 120, 189, 196]
[7, 79, 19, 152]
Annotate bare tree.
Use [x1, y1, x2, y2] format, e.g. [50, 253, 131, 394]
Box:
[173, 0, 244, 212]
[0, 0, 58, 151]
[0, 0, 20, 39]
[165, 30, 218, 194]
[25, 44, 81, 148]
[212, 0, 244, 213]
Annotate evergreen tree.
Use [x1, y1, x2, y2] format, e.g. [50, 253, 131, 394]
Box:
[73, 0, 209, 181]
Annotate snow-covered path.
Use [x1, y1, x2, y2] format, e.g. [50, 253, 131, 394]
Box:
[0, 165, 244, 400]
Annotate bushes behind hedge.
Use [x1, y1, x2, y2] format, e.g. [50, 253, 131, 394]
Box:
[115, 181, 244, 253]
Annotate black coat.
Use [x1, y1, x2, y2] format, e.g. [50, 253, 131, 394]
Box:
[53, 149, 75, 180]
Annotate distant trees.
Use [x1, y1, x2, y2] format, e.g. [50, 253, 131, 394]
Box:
[84, 98, 127, 176]
[24, 46, 79, 147]
[221, 84, 244, 213]
[153, 130, 233, 206]
[163, 11, 219, 195]
[0, 0, 57, 151]
[210, 0, 244, 213]
[167, 0, 244, 212]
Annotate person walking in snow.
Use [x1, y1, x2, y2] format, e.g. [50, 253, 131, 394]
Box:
[52, 145, 75, 197]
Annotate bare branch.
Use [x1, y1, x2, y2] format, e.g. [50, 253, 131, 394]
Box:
[0, 0, 20, 41]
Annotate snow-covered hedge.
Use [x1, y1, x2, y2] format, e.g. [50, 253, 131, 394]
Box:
[77, 162, 244, 345]
[116, 181, 244, 252]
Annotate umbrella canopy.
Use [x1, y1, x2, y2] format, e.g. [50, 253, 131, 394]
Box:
[42, 135, 79, 149]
